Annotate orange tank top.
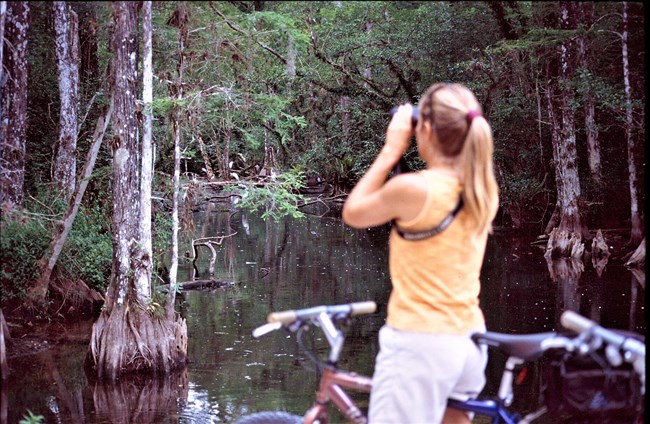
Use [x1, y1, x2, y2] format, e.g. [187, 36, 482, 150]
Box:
[386, 169, 488, 334]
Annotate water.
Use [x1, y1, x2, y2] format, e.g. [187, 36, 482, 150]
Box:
[5, 208, 645, 423]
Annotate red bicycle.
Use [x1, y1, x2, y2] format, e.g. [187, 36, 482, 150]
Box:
[235, 301, 645, 424]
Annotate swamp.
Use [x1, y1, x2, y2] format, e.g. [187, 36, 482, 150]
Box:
[4, 205, 645, 423]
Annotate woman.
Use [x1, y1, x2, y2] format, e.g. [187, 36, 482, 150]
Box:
[342, 83, 499, 423]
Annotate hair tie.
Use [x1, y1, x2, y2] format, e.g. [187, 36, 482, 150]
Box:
[466, 110, 482, 125]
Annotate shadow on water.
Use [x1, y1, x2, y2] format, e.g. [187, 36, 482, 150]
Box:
[5, 209, 645, 423]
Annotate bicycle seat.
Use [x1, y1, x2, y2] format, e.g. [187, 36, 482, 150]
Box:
[472, 331, 558, 361]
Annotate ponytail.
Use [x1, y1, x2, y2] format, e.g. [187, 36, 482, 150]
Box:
[418, 83, 499, 236]
[459, 116, 499, 236]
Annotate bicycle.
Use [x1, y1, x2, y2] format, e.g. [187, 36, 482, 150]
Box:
[235, 301, 645, 424]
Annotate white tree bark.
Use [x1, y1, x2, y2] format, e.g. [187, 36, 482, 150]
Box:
[0, 1, 6, 89]
[52, 1, 80, 200]
[0, 1, 29, 210]
[621, 2, 642, 244]
[545, 2, 587, 256]
[168, 2, 189, 317]
[104, 1, 140, 310]
[169, 110, 181, 306]
[557, 3, 583, 237]
[135, 0, 153, 305]
[88, 1, 187, 382]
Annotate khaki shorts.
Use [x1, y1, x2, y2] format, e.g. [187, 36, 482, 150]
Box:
[368, 325, 488, 424]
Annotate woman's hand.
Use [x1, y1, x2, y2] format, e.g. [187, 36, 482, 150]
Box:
[342, 103, 424, 229]
[383, 104, 415, 160]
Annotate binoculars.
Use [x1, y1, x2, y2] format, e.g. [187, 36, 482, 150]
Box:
[389, 105, 419, 127]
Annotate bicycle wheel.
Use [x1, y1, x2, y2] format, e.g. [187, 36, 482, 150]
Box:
[234, 411, 304, 424]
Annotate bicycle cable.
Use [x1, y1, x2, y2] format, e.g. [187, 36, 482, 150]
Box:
[295, 323, 325, 373]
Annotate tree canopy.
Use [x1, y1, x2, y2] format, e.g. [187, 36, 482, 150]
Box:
[0, 1, 645, 307]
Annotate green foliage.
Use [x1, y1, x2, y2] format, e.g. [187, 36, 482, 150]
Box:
[0, 189, 113, 304]
[19, 410, 45, 424]
[58, 203, 112, 291]
[10, 0, 647, 247]
[233, 170, 307, 221]
[152, 209, 173, 284]
[0, 214, 52, 303]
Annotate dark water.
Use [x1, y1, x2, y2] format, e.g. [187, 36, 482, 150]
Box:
[5, 207, 645, 423]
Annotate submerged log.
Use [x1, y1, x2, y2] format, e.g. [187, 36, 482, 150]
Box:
[544, 228, 584, 259]
[156, 279, 234, 292]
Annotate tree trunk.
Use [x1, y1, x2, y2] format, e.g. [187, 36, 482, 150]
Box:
[75, 2, 99, 84]
[0, 2, 5, 86]
[190, 107, 215, 181]
[168, 1, 189, 319]
[134, 0, 154, 306]
[621, 2, 642, 246]
[544, 82, 562, 235]
[0, 1, 29, 210]
[1, 307, 9, 424]
[577, 2, 601, 186]
[544, 2, 588, 257]
[87, 1, 187, 381]
[0, 308, 9, 381]
[624, 237, 645, 269]
[196, 133, 216, 180]
[31, 105, 112, 301]
[169, 106, 181, 314]
[52, 1, 80, 200]
[222, 124, 232, 179]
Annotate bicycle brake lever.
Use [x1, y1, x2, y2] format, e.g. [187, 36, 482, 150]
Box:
[331, 312, 351, 325]
[252, 322, 283, 338]
[288, 320, 305, 333]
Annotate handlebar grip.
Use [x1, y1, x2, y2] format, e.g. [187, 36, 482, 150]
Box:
[267, 301, 377, 324]
[561, 310, 595, 333]
[268, 310, 298, 324]
[350, 301, 377, 316]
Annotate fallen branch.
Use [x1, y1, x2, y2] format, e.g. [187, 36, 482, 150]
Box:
[156, 280, 234, 292]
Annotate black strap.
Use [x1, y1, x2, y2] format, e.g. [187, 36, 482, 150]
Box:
[392, 197, 464, 241]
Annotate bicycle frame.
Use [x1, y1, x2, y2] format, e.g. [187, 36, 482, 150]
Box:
[300, 364, 526, 424]
[447, 398, 517, 424]
[245, 303, 643, 424]
[303, 366, 372, 424]
[284, 305, 528, 424]
[300, 363, 526, 424]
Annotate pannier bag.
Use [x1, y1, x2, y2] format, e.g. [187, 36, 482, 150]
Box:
[542, 339, 644, 422]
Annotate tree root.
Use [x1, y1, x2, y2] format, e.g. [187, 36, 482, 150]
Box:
[544, 228, 584, 259]
[86, 302, 187, 381]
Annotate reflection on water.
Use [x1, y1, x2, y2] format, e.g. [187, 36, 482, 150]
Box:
[6, 209, 645, 423]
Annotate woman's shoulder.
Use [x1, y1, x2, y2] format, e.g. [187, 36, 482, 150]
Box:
[418, 168, 461, 192]
[420, 167, 460, 180]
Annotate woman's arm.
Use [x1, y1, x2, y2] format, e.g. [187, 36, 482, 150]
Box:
[342, 105, 427, 229]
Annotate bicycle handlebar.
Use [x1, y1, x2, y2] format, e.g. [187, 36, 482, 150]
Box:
[561, 310, 645, 358]
[267, 301, 377, 324]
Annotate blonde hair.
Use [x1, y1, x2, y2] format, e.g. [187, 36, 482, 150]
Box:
[418, 83, 499, 235]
